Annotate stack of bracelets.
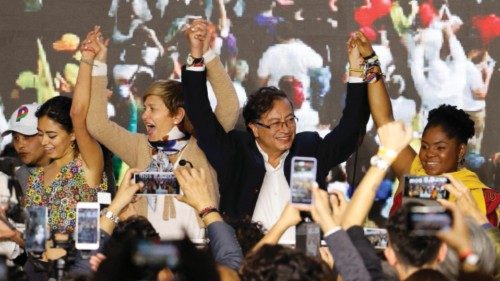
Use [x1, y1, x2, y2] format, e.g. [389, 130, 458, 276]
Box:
[363, 52, 385, 84]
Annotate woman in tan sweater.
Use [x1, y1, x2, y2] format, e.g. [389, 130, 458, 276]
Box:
[82, 25, 239, 240]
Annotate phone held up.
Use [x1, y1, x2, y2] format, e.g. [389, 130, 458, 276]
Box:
[75, 202, 100, 250]
[403, 175, 450, 204]
[133, 172, 180, 195]
[25, 206, 48, 254]
[290, 156, 317, 207]
[407, 205, 452, 236]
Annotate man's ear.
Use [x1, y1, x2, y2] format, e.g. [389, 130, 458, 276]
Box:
[384, 246, 398, 267]
[248, 123, 259, 138]
[436, 242, 448, 263]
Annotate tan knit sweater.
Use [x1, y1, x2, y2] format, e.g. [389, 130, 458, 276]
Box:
[86, 56, 239, 238]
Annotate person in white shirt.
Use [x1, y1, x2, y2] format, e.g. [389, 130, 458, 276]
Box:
[461, 49, 495, 154]
[257, 20, 323, 99]
[409, 24, 467, 129]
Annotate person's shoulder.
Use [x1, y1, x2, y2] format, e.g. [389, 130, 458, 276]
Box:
[229, 129, 253, 141]
[295, 131, 321, 142]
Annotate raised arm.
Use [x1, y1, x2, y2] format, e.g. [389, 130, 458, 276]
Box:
[85, 31, 149, 169]
[189, 19, 239, 132]
[342, 121, 412, 229]
[353, 31, 416, 179]
[175, 168, 243, 270]
[310, 187, 371, 281]
[70, 26, 105, 187]
[250, 204, 302, 253]
[182, 20, 238, 174]
[316, 35, 370, 168]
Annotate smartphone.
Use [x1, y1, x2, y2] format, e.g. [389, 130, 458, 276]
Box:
[290, 156, 317, 206]
[404, 175, 450, 200]
[134, 240, 181, 269]
[25, 206, 48, 253]
[75, 202, 100, 250]
[133, 172, 180, 195]
[407, 205, 452, 236]
[364, 228, 389, 250]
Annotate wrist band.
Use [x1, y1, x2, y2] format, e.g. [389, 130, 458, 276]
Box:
[459, 249, 479, 266]
[80, 58, 95, 67]
[349, 68, 364, 73]
[199, 206, 218, 219]
[370, 155, 390, 172]
[363, 52, 376, 60]
[378, 146, 398, 160]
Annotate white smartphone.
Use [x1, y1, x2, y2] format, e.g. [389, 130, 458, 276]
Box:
[290, 156, 317, 206]
[25, 206, 48, 254]
[75, 202, 100, 250]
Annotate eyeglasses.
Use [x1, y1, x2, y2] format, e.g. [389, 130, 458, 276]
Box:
[254, 116, 298, 131]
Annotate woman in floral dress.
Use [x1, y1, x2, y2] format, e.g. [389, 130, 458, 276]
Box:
[23, 28, 108, 235]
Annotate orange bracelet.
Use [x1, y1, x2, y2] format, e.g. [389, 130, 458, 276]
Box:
[199, 206, 218, 219]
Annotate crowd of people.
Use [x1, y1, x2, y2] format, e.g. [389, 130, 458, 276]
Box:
[0, 0, 499, 280]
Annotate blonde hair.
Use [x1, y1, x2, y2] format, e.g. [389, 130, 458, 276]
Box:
[143, 80, 194, 135]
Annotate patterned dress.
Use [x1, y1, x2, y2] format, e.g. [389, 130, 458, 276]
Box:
[23, 156, 107, 234]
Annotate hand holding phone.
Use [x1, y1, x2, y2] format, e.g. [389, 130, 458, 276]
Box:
[25, 206, 48, 253]
[133, 172, 180, 195]
[290, 157, 317, 206]
[364, 228, 389, 249]
[75, 202, 100, 250]
[404, 175, 450, 201]
[407, 205, 452, 236]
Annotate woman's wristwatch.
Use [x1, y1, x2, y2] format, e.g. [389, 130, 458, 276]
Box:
[101, 208, 120, 224]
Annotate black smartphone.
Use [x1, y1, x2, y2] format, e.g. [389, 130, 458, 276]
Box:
[133, 240, 181, 269]
[364, 228, 389, 250]
[407, 205, 452, 236]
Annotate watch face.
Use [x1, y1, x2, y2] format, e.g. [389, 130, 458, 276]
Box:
[187, 55, 194, 65]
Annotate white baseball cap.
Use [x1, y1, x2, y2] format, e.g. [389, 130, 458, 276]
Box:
[1, 103, 39, 137]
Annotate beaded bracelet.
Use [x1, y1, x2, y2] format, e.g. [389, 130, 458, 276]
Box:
[199, 206, 218, 219]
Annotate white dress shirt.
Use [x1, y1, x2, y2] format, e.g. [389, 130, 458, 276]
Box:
[251, 142, 295, 244]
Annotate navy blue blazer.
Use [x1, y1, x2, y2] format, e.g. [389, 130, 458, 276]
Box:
[182, 67, 369, 220]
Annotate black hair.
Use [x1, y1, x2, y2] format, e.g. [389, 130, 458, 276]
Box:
[228, 217, 266, 256]
[96, 217, 220, 281]
[240, 244, 334, 281]
[424, 104, 475, 145]
[405, 268, 452, 281]
[386, 203, 443, 268]
[276, 20, 295, 41]
[36, 96, 73, 133]
[95, 216, 160, 281]
[242, 86, 292, 131]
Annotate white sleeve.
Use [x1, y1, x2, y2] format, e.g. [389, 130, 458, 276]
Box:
[0, 241, 21, 260]
[257, 50, 271, 78]
[467, 62, 484, 91]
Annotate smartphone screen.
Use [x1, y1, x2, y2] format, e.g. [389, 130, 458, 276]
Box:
[75, 202, 100, 250]
[407, 206, 452, 236]
[290, 156, 317, 206]
[134, 240, 180, 269]
[25, 206, 47, 253]
[363, 228, 389, 250]
[134, 172, 180, 195]
[404, 175, 450, 200]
